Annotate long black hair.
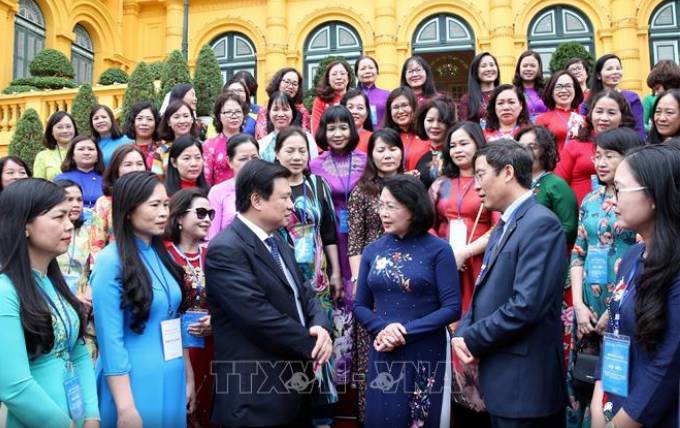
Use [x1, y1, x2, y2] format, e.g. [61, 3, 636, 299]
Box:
[512, 50, 545, 93]
[166, 187, 209, 244]
[466, 52, 500, 123]
[441, 121, 486, 178]
[356, 128, 404, 198]
[400, 55, 438, 98]
[90, 104, 124, 141]
[586, 54, 621, 110]
[164, 136, 210, 196]
[112, 171, 186, 333]
[623, 145, 680, 352]
[124, 101, 161, 142]
[576, 90, 637, 141]
[0, 178, 86, 359]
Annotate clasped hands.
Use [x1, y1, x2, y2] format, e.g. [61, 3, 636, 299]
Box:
[374, 323, 407, 352]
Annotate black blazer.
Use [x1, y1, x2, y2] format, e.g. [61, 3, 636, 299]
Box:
[205, 216, 331, 427]
[454, 196, 569, 418]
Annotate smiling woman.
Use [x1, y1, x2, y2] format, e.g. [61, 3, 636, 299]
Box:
[164, 136, 210, 196]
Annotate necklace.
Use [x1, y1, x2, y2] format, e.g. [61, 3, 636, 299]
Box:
[172, 243, 200, 261]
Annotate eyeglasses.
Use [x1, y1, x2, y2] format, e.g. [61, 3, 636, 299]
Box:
[591, 154, 622, 163]
[378, 203, 404, 213]
[228, 88, 246, 94]
[568, 65, 585, 73]
[613, 186, 647, 199]
[406, 67, 424, 75]
[474, 171, 490, 182]
[554, 84, 574, 92]
[186, 208, 216, 220]
[221, 110, 243, 117]
[281, 79, 299, 88]
[391, 103, 412, 112]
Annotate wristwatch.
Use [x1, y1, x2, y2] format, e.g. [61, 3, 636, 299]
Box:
[605, 421, 617, 428]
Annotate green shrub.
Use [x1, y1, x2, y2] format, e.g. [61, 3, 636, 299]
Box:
[303, 56, 355, 111]
[160, 50, 192, 103]
[10, 76, 77, 90]
[2, 85, 40, 95]
[149, 61, 164, 80]
[28, 49, 75, 78]
[71, 84, 98, 133]
[121, 62, 156, 127]
[548, 42, 595, 74]
[98, 67, 129, 85]
[193, 44, 222, 117]
[9, 108, 45, 167]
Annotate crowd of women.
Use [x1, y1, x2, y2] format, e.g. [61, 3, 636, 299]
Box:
[0, 49, 679, 428]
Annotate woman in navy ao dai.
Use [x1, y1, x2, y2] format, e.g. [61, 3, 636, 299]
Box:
[354, 175, 461, 428]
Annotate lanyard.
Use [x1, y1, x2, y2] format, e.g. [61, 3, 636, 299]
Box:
[495, 125, 518, 139]
[554, 109, 573, 145]
[57, 145, 66, 162]
[531, 171, 550, 189]
[613, 256, 642, 335]
[330, 151, 353, 203]
[87, 176, 98, 209]
[66, 230, 77, 274]
[173, 244, 204, 308]
[141, 247, 175, 319]
[525, 91, 537, 113]
[596, 189, 613, 235]
[456, 177, 474, 218]
[37, 281, 74, 363]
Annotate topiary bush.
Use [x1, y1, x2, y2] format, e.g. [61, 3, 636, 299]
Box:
[149, 61, 164, 80]
[549, 42, 596, 74]
[303, 56, 355, 111]
[71, 84, 98, 134]
[9, 108, 45, 168]
[160, 50, 192, 105]
[193, 44, 223, 117]
[2, 85, 40, 95]
[28, 49, 75, 78]
[98, 67, 129, 85]
[9, 76, 77, 90]
[121, 61, 156, 127]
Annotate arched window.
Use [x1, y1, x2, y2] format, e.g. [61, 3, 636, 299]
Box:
[649, 0, 680, 64]
[412, 13, 476, 100]
[211, 32, 257, 86]
[13, 0, 45, 79]
[303, 22, 362, 90]
[72, 25, 94, 84]
[528, 6, 595, 76]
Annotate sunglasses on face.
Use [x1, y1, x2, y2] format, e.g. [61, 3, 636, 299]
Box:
[186, 208, 216, 220]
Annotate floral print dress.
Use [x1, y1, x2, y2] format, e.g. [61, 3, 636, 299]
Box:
[566, 188, 639, 428]
[354, 232, 461, 428]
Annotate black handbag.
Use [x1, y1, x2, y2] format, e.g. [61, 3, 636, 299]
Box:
[572, 334, 600, 392]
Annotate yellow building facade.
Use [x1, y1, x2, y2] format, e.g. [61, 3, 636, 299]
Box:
[0, 0, 678, 107]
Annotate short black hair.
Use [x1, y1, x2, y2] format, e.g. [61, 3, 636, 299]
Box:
[541, 70, 584, 110]
[166, 187, 209, 244]
[43, 111, 78, 150]
[266, 91, 301, 133]
[265, 68, 304, 104]
[164, 136, 210, 196]
[61, 134, 105, 175]
[124, 101, 161, 142]
[383, 86, 418, 133]
[341, 89, 374, 132]
[485, 84, 531, 133]
[515, 125, 560, 171]
[473, 138, 534, 189]
[314, 105, 360, 153]
[594, 127, 644, 155]
[235, 159, 292, 213]
[382, 174, 434, 237]
[416, 96, 455, 141]
[226, 133, 259, 159]
[53, 178, 85, 229]
[0, 155, 32, 192]
[212, 92, 249, 134]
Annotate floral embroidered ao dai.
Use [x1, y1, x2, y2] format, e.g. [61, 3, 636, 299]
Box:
[354, 233, 461, 428]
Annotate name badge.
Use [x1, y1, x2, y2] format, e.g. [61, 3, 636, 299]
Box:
[181, 310, 206, 349]
[63, 273, 80, 295]
[370, 105, 378, 127]
[591, 174, 602, 192]
[602, 332, 630, 397]
[586, 246, 609, 284]
[339, 209, 349, 234]
[161, 318, 183, 361]
[82, 207, 94, 228]
[449, 219, 468, 250]
[64, 373, 85, 422]
[294, 234, 315, 264]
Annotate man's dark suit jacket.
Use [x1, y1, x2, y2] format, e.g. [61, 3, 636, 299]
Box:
[205, 216, 331, 427]
[454, 196, 569, 419]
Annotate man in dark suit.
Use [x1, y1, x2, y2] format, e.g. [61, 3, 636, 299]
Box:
[205, 159, 333, 428]
[452, 139, 568, 428]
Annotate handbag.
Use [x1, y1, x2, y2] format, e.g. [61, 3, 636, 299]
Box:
[572, 334, 601, 392]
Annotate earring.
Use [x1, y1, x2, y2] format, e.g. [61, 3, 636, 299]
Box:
[179, 224, 183, 231]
